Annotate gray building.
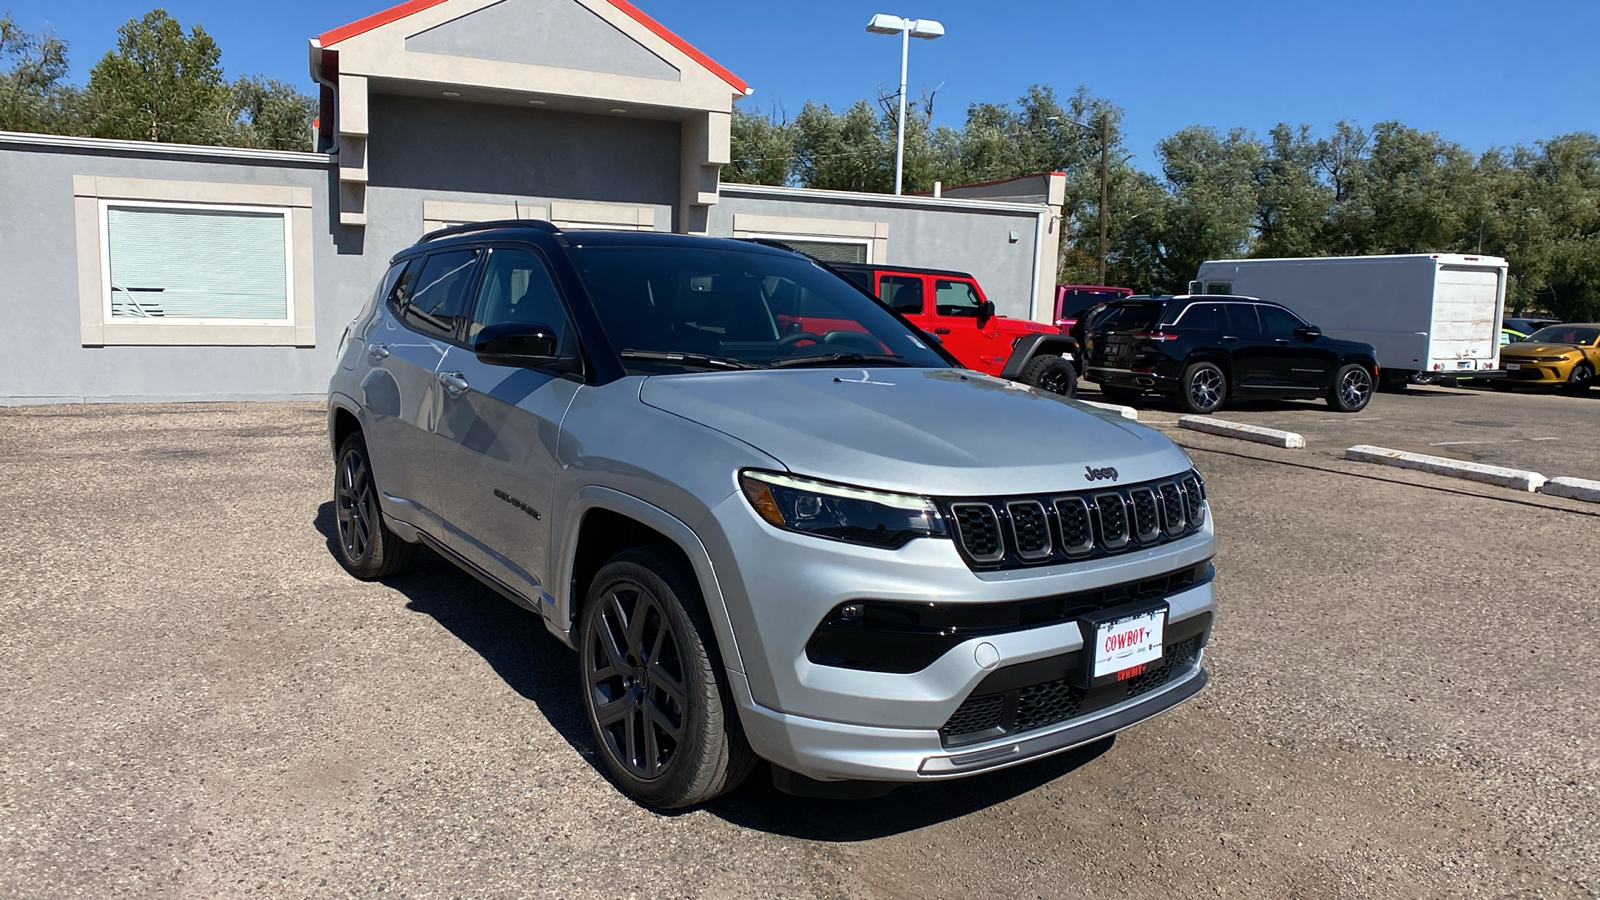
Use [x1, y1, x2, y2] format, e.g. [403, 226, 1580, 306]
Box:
[0, 0, 1064, 404]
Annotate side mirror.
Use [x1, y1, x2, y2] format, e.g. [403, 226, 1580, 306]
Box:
[1294, 325, 1322, 341]
[977, 299, 996, 325]
[474, 322, 577, 370]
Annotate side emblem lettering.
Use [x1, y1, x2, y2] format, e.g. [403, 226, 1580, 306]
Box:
[494, 489, 541, 520]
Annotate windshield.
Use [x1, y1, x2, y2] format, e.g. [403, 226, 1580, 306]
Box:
[570, 245, 953, 373]
[1522, 325, 1599, 346]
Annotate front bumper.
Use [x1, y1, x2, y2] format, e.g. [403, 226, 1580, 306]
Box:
[1502, 362, 1572, 384]
[697, 489, 1216, 783]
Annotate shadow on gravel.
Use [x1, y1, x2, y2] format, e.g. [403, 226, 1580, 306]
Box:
[703, 737, 1114, 841]
[314, 502, 1119, 837]
[313, 502, 598, 764]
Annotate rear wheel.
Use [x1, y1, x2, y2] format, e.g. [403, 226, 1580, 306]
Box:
[333, 431, 416, 579]
[579, 547, 755, 809]
[1176, 361, 1227, 415]
[1099, 385, 1143, 405]
[1327, 363, 1374, 412]
[1566, 363, 1595, 394]
[1020, 355, 1078, 398]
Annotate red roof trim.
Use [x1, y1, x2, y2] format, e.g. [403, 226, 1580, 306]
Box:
[317, 0, 748, 94]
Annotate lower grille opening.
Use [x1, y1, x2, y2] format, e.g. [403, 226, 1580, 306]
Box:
[939, 630, 1206, 747]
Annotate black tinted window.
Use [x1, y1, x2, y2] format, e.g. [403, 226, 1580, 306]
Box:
[1180, 303, 1224, 332]
[467, 248, 571, 351]
[1223, 304, 1263, 337]
[879, 276, 923, 314]
[1257, 305, 1306, 337]
[403, 249, 480, 338]
[1093, 302, 1164, 332]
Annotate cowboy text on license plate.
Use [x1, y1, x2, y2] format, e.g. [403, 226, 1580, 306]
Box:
[1093, 610, 1165, 678]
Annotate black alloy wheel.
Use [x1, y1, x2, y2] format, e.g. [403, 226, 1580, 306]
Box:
[1020, 355, 1078, 398]
[1328, 363, 1375, 412]
[579, 548, 754, 808]
[1177, 361, 1227, 415]
[333, 431, 415, 579]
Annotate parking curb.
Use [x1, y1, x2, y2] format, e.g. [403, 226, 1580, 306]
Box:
[1344, 445, 1548, 492]
[1080, 400, 1138, 420]
[1178, 416, 1305, 448]
[1538, 476, 1600, 503]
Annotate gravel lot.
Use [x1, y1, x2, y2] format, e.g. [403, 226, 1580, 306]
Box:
[2, 401, 1596, 898]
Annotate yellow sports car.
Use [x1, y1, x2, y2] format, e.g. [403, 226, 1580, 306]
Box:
[1500, 324, 1600, 392]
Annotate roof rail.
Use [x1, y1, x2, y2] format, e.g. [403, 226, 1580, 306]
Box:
[421, 219, 562, 243]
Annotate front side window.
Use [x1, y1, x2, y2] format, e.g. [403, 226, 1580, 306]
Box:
[104, 203, 290, 321]
[570, 245, 951, 372]
[467, 248, 571, 351]
[402, 249, 480, 338]
[1257, 305, 1307, 337]
[934, 279, 983, 318]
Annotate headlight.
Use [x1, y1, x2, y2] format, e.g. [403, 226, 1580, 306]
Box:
[738, 470, 947, 549]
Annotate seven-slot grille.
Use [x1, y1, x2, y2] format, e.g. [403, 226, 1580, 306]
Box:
[943, 471, 1206, 571]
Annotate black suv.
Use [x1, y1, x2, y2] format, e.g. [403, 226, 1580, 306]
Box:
[1083, 294, 1380, 414]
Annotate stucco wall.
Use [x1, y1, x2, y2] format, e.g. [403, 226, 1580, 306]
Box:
[712, 186, 1049, 321]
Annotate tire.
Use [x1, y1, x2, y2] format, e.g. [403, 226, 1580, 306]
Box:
[579, 546, 755, 809]
[1020, 355, 1078, 398]
[1565, 363, 1594, 394]
[1327, 363, 1374, 413]
[1176, 361, 1227, 415]
[1099, 385, 1144, 405]
[333, 431, 416, 579]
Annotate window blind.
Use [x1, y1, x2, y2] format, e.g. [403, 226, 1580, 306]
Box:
[778, 239, 869, 264]
[106, 205, 290, 320]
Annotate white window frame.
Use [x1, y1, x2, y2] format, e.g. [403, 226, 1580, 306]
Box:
[746, 233, 873, 263]
[74, 175, 316, 347]
[98, 199, 296, 329]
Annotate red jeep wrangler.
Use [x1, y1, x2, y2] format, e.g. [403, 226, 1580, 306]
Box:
[825, 263, 1081, 397]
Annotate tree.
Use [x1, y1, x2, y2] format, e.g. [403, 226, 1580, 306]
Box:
[86, 9, 234, 144]
[0, 14, 70, 133]
[1253, 124, 1331, 258]
[726, 105, 794, 185]
[232, 75, 315, 151]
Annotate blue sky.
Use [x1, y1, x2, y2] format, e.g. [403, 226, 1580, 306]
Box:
[7, 0, 1598, 169]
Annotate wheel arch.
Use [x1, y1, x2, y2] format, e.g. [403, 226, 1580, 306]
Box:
[1183, 351, 1234, 394]
[552, 487, 744, 674]
[999, 333, 1079, 379]
[327, 393, 365, 458]
[1336, 354, 1380, 376]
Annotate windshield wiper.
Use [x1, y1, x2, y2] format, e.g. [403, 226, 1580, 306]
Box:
[618, 349, 762, 370]
[770, 352, 911, 368]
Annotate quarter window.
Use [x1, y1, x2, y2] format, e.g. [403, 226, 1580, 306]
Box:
[402, 249, 481, 338]
[1179, 303, 1224, 332]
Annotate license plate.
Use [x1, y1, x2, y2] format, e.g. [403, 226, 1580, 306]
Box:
[1506, 363, 1521, 370]
[1457, 361, 1473, 369]
[1092, 609, 1166, 678]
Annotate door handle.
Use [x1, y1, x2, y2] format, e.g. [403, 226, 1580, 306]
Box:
[1221, 336, 1239, 342]
[935, 327, 952, 335]
[368, 343, 390, 360]
[1274, 338, 1291, 344]
[438, 371, 470, 395]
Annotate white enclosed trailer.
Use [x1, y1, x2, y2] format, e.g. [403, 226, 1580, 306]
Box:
[1192, 254, 1508, 384]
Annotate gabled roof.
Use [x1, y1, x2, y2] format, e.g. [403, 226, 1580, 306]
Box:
[318, 0, 748, 93]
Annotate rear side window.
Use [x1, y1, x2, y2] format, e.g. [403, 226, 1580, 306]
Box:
[1222, 304, 1263, 337]
[879, 275, 924, 314]
[1178, 303, 1224, 332]
[402, 249, 481, 338]
[1093, 302, 1163, 332]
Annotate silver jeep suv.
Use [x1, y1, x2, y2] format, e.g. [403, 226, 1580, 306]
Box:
[328, 222, 1215, 808]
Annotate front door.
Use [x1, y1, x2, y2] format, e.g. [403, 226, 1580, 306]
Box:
[361, 249, 481, 523]
[1255, 304, 1333, 388]
[433, 246, 582, 598]
[931, 277, 1002, 372]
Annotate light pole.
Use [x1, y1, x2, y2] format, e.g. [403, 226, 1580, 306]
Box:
[866, 14, 944, 195]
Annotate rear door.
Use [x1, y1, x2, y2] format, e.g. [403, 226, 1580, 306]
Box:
[1431, 265, 1502, 372]
[1220, 303, 1278, 388]
[876, 272, 930, 330]
[931, 277, 1003, 372]
[361, 248, 482, 521]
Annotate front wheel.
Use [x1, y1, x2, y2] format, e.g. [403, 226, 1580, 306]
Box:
[1020, 355, 1078, 398]
[1566, 363, 1594, 394]
[1177, 361, 1227, 415]
[579, 547, 754, 809]
[1327, 363, 1374, 412]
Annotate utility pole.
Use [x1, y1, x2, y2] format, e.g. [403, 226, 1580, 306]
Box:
[1099, 114, 1109, 285]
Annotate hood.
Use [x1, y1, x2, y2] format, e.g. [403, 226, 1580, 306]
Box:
[640, 368, 1191, 497]
[1504, 343, 1581, 357]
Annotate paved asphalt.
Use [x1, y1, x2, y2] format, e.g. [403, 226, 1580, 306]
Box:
[1, 400, 1596, 898]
